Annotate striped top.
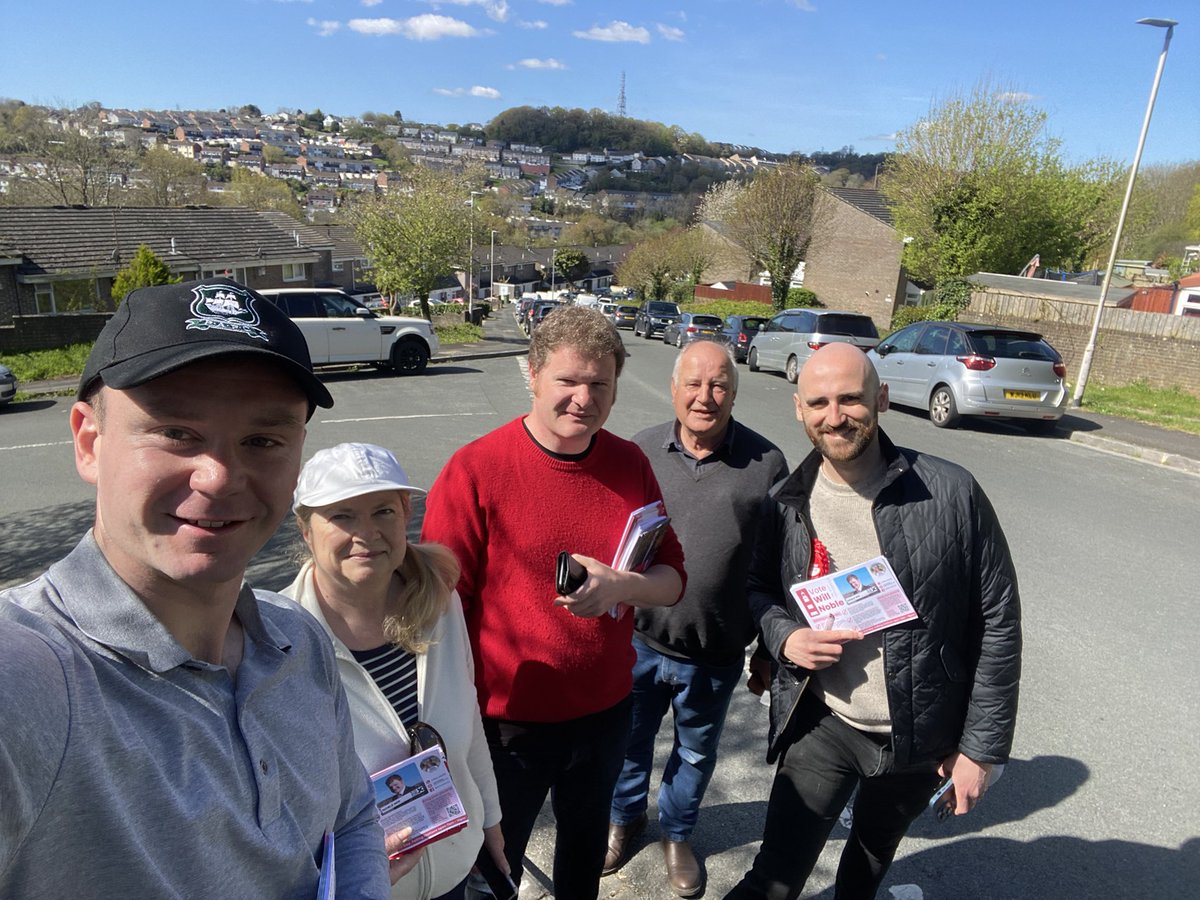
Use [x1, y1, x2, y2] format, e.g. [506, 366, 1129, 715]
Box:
[351, 643, 419, 729]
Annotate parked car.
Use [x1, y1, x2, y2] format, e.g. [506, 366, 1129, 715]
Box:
[661, 313, 729, 348]
[868, 321, 1068, 429]
[611, 304, 639, 330]
[598, 301, 617, 321]
[632, 301, 682, 339]
[529, 301, 561, 331]
[722, 314, 770, 362]
[0, 361, 17, 406]
[747, 309, 880, 383]
[258, 287, 439, 374]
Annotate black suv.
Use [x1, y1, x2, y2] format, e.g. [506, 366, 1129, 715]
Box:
[632, 301, 681, 339]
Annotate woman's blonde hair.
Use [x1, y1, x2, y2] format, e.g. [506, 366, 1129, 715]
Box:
[295, 500, 461, 654]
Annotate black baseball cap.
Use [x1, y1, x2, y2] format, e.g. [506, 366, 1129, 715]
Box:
[79, 278, 334, 414]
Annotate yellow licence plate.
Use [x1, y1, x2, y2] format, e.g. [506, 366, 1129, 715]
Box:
[1004, 390, 1040, 400]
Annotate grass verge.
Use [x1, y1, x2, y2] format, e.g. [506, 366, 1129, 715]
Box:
[433, 321, 484, 344]
[1081, 382, 1200, 435]
[4, 343, 93, 382]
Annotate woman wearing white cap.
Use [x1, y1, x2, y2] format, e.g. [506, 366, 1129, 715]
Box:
[282, 442, 506, 900]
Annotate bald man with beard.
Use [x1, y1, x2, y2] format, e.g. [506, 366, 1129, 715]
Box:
[727, 343, 1022, 900]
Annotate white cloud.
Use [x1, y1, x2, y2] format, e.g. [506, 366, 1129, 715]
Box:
[273, 0, 313, 4]
[656, 24, 684, 42]
[519, 19, 548, 29]
[361, 0, 383, 6]
[426, 0, 509, 23]
[306, 17, 341, 36]
[788, 0, 817, 11]
[348, 14, 482, 39]
[433, 85, 502, 99]
[511, 57, 567, 70]
[538, 0, 572, 5]
[996, 90, 1036, 103]
[573, 20, 650, 44]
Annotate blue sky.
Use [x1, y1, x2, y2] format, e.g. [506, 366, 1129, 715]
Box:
[3, 1, 1195, 166]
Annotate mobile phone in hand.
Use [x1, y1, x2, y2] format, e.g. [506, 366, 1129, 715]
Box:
[555, 550, 587, 595]
[475, 847, 519, 900]
[928, 777, 955, 821]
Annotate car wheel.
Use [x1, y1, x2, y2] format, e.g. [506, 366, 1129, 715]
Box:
[748, 347, 760, 372]
[785, 355, 800, 384]
[675, 332, 683, 348]
[633, 322, 641, 337]
[391, 338, 430, 375]
[644, 327, 653, 340]
[928, 385, 959, 428]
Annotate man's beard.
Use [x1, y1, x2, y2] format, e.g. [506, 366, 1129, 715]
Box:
[806, 415, 877, 461]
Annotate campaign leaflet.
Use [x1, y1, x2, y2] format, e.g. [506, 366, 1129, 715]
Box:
[371, 745, 469, 853]
[788, 555, 918, 636]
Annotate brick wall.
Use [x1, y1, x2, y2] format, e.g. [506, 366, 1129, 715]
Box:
[802, 195, 905, 334]
[0, 313, 111, 354]
[693, 282, 772, 304]
[968, 290, 1200, 396]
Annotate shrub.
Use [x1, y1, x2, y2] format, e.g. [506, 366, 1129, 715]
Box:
[786, 287, 823, 308]
[678, 299, 775, 320]
[888, 277, 975, 332]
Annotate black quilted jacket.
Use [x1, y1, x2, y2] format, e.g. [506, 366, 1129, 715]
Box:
[748, 429, 1022, 766]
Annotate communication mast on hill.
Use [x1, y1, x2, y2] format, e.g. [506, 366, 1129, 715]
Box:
[616, 71, 627, 117]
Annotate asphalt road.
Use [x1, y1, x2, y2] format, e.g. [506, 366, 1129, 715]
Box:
[1, 334, 1197, 899]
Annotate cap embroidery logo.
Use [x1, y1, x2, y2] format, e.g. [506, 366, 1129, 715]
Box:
[185, 284, 270, 341]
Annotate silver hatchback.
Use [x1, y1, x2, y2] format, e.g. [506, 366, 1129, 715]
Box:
[748, 309, 880, 383]
[868, 321, 1067, 429]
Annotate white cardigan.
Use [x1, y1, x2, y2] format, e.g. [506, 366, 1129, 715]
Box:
[283, 563, 501, 899]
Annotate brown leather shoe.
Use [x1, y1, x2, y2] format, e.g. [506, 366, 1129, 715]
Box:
[602, 812, 647, 875]
[661, 838, 703, 897]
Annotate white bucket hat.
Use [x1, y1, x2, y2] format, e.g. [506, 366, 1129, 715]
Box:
[293, 442, 425, 512]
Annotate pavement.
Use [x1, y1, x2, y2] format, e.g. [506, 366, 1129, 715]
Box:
[20, 305, 1200, 478]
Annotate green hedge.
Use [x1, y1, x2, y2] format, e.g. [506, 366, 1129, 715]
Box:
[678, 299, 776, 319]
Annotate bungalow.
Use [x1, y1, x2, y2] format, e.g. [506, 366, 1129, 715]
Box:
[0, 207, 342, 351]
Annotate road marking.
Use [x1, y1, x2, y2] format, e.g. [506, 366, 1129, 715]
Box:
[0, 440, 73, 452]
[318, 412, 490, 424]
[515, 356, 532, 398]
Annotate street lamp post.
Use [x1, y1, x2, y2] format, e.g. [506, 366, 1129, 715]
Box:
[1071, 17, 1177, 408]
[467, 190, 482, 318]
[550, 242, 557, 298]
[490, 229, 497, 307]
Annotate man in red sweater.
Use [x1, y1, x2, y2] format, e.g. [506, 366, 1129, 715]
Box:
[422, 306, 686, 899]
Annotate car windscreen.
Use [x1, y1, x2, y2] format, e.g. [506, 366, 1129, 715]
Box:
[691, 315, 722, 327]
[969, 330, 1059, 361]
[618, 306, 639, 314]
[647, 303, 679, 314]
[816, 314, 879, 338]
[740, 318, 767, 331]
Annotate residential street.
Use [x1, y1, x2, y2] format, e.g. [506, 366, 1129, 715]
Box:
[1, 325, 1197, 898]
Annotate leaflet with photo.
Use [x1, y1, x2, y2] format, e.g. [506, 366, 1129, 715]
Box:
[371, 745, 469, 852]
[788, 555, 918, 636]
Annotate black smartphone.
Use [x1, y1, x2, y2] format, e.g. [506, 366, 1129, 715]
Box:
[475, 848, 519, 900]
[555, 550, 587, 595]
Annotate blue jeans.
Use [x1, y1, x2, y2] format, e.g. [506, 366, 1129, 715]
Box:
[610, 638, 744, 840]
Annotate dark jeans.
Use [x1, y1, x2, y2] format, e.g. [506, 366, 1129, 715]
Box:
[611, 638, 744, 840]
[482, 696, 632, 900]
[727, 692, 942, 900]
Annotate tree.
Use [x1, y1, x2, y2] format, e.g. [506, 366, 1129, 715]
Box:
[552, 248, 590, 288]
[560, 214, 634, 247]
[130, 147, 206, 207]
[703, 163, 824, 310]
[111, 245, 181, 301]
[618, 231, 679, 301]
[13, 131, 129, 207]
[219, 168, 302, 219]
[348, 168, 476, 320]
[883, 80, 1122, 284]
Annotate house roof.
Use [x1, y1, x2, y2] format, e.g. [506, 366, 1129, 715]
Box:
[824, 187, 894, 227]
[969, 272, 1135, 305]
[0, 206, 320, 279]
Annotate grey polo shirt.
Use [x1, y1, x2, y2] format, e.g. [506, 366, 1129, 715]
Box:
[0, 532, 389, 899]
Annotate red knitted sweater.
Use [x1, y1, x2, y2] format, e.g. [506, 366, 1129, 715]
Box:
[421, 417, 686, 722]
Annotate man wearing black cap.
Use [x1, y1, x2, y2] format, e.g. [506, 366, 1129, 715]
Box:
[0, 279, 394, 897]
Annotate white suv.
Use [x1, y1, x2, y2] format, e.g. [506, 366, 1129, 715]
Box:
[258, 288, 439, 374]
